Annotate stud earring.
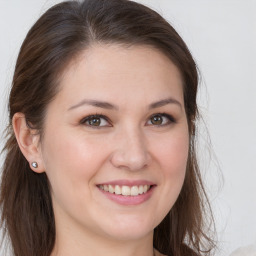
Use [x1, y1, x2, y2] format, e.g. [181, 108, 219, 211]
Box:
[31, 162, 38, 168]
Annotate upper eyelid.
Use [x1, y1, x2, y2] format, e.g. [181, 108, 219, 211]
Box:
[80, 114, 111, 125]
[80, 113, 176, 126]
[148, 113, 176, 122]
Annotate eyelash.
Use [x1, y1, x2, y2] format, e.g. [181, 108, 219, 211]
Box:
[147, 113, 176, 126]
[80, 114, 112, 128]
[80, 113, 176, 128]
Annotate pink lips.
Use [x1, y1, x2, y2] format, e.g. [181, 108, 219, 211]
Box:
[97, 180, 156, 206]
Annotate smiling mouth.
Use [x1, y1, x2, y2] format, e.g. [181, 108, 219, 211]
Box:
[98, 184, 153, 196]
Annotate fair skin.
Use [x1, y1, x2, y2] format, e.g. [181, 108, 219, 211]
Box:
[13, 44, 189, 256]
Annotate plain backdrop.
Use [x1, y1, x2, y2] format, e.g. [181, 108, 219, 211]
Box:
[0, 1, 255, 256]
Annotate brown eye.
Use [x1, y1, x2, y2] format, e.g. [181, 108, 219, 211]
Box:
[151, 115, 163, 125]
[147, 113, 175, 126]
[81, 115, 110, 127]
[88, 117, 101, 126]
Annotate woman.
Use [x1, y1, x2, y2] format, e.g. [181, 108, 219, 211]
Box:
[0, 0, 215, 255]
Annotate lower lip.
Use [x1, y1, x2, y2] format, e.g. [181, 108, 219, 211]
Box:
[98, 186, 155, 206]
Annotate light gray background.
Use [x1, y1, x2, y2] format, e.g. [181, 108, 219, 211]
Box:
[0, 1, 255, 256]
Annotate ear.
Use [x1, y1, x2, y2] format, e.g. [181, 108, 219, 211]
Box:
[12, 112, 45, 173]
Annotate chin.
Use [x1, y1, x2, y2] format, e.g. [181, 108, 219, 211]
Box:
[104, 228, 153, 242]
[99, 215, 156, 241]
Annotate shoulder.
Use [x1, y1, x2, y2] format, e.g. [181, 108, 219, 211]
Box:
[155, 245, 199, 256]
[155, 249, 198, 256]
[181, 244, 200, 256]
[154, 250, 166, 256]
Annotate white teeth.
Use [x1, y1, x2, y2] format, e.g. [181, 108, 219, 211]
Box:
[99, 184, 151, 196]
[138, 185, 144, 194]
[115, 185, 122, 195]
[109, 185, 114, 193]
[130, 186, 139, 196]
[122, 186, 131, 196]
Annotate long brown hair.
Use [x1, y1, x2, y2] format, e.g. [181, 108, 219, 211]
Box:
[0, 0, 215, 255]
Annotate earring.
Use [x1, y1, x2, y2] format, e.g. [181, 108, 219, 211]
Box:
[31, 162, 38, 168]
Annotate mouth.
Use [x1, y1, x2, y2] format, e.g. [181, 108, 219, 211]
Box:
[97, 184, 153, 196]
[96, 181, 156, 205]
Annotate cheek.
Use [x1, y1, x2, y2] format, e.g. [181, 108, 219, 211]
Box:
[156, 130, 189, 193]
[148, 130, 189, 225]
[40, 130, 112, 222]
[41, 129, 106, 197]
[155, 132, 189, 178]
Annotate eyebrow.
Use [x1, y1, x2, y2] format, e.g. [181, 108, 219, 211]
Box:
[68, 97, 182, 111]
[68, 99, 118, 111]
[149, 98, 182, 109]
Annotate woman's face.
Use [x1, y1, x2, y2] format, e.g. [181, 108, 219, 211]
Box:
[39, 44, 189, 242]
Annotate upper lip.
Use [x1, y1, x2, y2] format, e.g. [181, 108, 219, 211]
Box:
[97, 179, 155, 186]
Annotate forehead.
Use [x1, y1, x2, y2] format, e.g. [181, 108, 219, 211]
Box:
[55, 44, 184, 108]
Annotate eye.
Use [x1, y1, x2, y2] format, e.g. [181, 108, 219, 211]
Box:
[80, 114, 111, 127]
[147, 113, 175, 126]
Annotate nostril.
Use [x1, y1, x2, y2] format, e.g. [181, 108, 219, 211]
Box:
[110, 131, 151, 171]
[110, 148, 150, 171]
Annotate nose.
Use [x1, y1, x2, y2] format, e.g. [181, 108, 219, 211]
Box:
[110, 128, 151, 171]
